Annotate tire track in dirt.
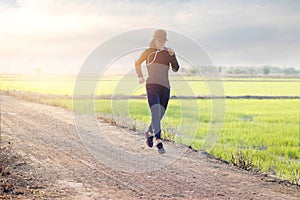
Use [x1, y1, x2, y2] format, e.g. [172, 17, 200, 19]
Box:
[1, 94, 300, 199]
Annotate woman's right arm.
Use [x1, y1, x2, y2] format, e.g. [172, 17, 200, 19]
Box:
[135, 50, 147, 82]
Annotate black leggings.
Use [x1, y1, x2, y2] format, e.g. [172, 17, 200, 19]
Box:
[146, 83, 170, 139]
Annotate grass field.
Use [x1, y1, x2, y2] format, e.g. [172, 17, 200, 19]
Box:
[1, 74, 300, 96]
[1, 74, 300, 184]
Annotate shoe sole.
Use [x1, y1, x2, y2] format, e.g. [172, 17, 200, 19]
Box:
[158, 148, 166, 154]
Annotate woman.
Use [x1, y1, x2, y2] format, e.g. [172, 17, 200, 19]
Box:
[135, 29, 180, 154]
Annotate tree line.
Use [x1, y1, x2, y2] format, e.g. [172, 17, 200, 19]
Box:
[180, 65, 300, 76]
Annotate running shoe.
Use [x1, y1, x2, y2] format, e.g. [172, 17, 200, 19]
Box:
[157, 142, 166, 154]
[144, 131, 154, 148]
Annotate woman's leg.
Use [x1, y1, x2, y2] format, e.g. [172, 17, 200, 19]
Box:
[146, 84, 162, 139]
[148, 86, 169, 134]
[153, 85, 170, 141]
[159, 85, 170, 119]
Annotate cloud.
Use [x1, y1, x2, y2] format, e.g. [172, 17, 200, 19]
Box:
[175, 0, 300, 67]
[0, 0, 299, 74]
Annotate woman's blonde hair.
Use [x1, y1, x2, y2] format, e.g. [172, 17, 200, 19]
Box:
[149, 39, 156, 48]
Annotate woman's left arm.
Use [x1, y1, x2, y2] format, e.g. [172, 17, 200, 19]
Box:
[170, 53, 180, 72]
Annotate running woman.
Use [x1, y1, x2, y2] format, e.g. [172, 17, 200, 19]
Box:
[135, 29, 180, 154]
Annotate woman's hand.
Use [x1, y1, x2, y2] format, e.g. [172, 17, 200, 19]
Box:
[138, 77, 145, 84]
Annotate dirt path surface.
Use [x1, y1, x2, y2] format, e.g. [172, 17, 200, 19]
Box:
[1, 94, 300, 199]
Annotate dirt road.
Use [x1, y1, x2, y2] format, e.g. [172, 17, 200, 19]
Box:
[1, 94, 299, 199]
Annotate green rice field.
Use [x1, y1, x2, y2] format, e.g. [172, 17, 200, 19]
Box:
[1, 74, 300, 96]
[1, 74, 300, 184]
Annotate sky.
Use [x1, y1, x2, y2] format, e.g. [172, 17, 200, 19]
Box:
[0, 0, 299, 74]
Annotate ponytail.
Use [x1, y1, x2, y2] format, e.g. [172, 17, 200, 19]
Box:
[149, 39, 156, 48]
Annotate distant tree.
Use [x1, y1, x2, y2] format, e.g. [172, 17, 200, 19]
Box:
[284, 67, 298, 75]
[262, 67, 270, 75]
[248, 67, 256, 75]
[188, 67, 198, 75]
[234, 68, 239, 74]
[180, 67, 187, 74]
[234, 68, 246, 74]
[218, 67, 222, 74]
[226, 69, 233, 74]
